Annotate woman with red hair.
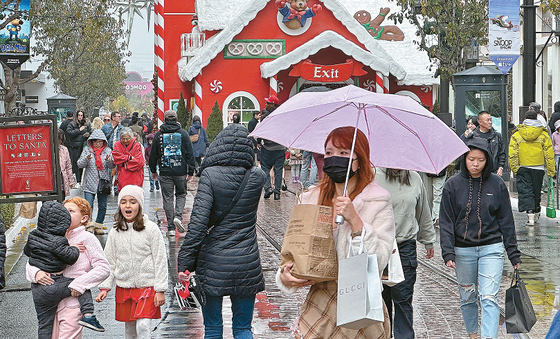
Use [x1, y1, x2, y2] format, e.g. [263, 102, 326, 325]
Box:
[277, 126, 395, 338]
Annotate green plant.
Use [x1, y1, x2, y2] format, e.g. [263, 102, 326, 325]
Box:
[0, 199, 15, 230]
[206, 101, 224, 142]
[176, 92, 191, 129]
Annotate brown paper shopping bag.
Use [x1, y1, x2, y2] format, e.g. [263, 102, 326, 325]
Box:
[280, 204, 338, 282]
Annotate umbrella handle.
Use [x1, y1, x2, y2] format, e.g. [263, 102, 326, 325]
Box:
[335, 214, 345, 226]
[336, 110, 362, 227]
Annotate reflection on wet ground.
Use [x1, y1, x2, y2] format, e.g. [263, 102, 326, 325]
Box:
[3, 171, 560, 338]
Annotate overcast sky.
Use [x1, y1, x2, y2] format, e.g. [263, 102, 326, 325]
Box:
[125, 15, 155, 80]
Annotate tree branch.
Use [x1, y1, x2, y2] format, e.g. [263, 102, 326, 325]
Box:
[18, 60, 48, 85]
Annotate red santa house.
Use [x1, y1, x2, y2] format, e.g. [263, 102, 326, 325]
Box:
[154, 0, 438, 126]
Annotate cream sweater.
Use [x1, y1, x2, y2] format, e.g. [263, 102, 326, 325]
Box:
[99, 215, 168, 292]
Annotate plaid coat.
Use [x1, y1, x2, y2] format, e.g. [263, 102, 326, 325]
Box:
[293, 180, 395, 338]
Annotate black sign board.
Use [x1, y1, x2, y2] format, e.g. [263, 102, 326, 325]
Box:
[25, 95, 38, 103]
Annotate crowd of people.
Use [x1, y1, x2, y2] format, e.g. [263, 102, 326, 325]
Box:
[2, 95, 559, 339]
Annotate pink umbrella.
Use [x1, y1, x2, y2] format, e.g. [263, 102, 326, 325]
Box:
[250, 85, 468, 175]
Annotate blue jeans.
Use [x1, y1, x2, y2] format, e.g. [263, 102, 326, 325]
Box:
[83, 191, 109, 224]
[260, 148, 285, 194]
[148, 173, 159, 190]
[454, 243, 505, 339]
[201, 294, 255, 339]
[300, 151, 317, 189]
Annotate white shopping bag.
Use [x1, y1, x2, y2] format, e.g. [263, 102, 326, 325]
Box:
[336, 230, 384, 329]
[382, 239, 405, 287]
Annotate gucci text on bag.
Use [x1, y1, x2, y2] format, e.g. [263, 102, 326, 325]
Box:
[339, 282, 366, 295]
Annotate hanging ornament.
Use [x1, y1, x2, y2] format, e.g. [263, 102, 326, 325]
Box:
[210, 80, 223, 93]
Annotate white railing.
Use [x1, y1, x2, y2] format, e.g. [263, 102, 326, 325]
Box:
[181, 33, 205, 57]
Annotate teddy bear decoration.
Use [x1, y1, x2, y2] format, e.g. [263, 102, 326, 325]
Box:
[276, 0, 322, 30]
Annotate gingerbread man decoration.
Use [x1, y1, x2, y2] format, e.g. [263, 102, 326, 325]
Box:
[354, 8, 404, 41]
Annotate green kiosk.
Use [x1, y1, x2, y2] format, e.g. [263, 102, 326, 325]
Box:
[46, 94, 77, 126]
[452, 65, 509, 180]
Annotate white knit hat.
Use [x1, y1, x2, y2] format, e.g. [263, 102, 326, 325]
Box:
[117, 185, 144, 210]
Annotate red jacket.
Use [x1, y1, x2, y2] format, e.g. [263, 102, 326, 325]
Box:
[112, 139, 145, 192]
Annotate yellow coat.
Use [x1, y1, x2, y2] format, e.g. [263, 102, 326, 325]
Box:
[509, 124, 556, 176]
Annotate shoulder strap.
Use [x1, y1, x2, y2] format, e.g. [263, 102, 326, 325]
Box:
[211, 168, 252, 228]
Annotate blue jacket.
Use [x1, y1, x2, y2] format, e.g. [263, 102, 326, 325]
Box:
[101, 123, 123, 149]
[188, 121, 210, 158]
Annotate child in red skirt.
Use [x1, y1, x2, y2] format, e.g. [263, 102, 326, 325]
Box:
[95, 185, 168, 339]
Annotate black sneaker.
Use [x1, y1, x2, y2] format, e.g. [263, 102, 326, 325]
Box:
[78, 315, 105, 332]
[274, 192, 281, 200]
[264, 188, 273, 199]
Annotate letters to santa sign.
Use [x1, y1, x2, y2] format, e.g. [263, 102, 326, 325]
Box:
[0, 125, 54, 194]
[289, 59, 367, 82]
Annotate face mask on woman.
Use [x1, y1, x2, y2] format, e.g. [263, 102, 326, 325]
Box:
[323, 156, 357, 183]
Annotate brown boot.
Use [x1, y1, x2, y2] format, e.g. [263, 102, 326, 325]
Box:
[94, 222, 105, 235]
[85, 222, 95, 233]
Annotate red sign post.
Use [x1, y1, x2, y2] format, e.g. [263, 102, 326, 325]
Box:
[0, 125, 54, 194]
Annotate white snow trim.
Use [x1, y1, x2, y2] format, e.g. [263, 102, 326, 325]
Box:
[196, 0, 253, 32]
[179, 0, 269, 82]
[260, 30, 404, 80]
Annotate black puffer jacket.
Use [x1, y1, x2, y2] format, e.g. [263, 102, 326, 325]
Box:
[0, 214, 6, 289]
[65, 120, 91, 149]
[24, 201, 79, 273]
[178, 124, 265, 297]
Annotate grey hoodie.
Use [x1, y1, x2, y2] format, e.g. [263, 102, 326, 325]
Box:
[77, 129, 115, 194]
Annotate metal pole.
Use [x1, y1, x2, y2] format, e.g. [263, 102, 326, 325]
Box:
[522, 0, 536, 106]
[335, 106, 362, 226]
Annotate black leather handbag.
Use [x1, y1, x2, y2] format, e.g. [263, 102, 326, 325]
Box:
[505, 269, 537, 333]
[97, 170, 112, 195]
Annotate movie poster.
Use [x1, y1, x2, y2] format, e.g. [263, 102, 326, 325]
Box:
[488, 0, 520, 74]
[0, 125, 55, 194]
[0, 0, 30, 69]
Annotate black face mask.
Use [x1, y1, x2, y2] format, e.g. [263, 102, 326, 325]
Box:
[323, 156, 357, 183]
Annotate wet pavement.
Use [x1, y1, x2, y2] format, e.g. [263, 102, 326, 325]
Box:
[1, 169, 560, 338]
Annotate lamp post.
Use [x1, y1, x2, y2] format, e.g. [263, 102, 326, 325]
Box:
[522, 0, 536, 107]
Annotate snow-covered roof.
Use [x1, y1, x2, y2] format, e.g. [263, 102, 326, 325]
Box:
[191, 0, 437, 85]
[180, 0, 269, 82]
[261, 30, 405, 80]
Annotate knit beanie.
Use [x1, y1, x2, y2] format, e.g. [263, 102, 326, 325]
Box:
[117, 185, 144, 210]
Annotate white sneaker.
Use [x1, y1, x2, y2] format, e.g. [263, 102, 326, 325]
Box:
[166, 230, 176, 237]
[527, 213, 535, 226]
[174, 218, 186, 233]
